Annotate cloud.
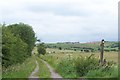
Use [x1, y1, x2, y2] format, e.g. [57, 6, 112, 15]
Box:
[0, 0, 118, 42]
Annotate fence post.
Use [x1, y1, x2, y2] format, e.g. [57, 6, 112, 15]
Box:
[100, 39, 104, 65]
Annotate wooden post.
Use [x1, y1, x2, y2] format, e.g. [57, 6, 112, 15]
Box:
[100, 39, 104, 65]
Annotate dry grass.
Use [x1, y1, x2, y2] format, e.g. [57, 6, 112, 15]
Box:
[46, 48, 118, 63]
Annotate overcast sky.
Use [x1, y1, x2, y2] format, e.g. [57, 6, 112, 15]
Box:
[0, 0, 118, 43]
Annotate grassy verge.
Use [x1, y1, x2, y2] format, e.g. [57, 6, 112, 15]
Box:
[36, 57, 51, 78]
[2, 56, 36, 78]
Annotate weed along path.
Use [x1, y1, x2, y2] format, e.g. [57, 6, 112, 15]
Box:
[29, 60, 39, 79]
[41, 59, 62, 78]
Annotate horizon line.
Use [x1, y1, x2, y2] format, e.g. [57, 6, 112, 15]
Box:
[38, 40, 118, 44]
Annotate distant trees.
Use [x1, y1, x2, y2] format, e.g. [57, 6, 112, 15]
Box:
[37, 43, 46, 55]
[2, 23, 36, 67]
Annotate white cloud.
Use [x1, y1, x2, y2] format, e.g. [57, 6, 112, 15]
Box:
[0, 0, 118, 42]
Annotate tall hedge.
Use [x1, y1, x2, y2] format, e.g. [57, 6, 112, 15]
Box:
[7, 23, 36, 56]
[2, 23, 36, 67]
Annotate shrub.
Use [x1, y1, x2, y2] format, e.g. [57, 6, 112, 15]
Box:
[56, 54, 100, 78]
[56, 58, 77, 78]
[59, 47, 62, 50]
[37, 43, 46, 55]
[75, 54, 99, 76]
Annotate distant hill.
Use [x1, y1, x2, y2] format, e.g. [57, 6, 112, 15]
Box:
[45, 41, 118, 52]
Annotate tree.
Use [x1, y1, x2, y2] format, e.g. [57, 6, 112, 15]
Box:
[37, 43, 46, 55]
[2, 23, 36, 67]
[7, 23, 36, 56]
[2, 26, 28, 67]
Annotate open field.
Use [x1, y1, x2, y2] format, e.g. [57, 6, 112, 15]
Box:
[39, 48, 118, 78]
[46, 48, 118, 63]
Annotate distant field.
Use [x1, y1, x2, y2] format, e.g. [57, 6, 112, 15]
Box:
[45, 41, 118, 52]
[46, 48, 118, 63]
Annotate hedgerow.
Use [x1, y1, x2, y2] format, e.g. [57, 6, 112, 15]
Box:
[2, 23, 36, 68]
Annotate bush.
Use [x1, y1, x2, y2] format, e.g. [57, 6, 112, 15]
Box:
[37, 43, 46, 55]
[56, 58, 77, 78]
[75, 54, 99, 76]
[59, 47, 62, 50]
[56, 54, 99, 78]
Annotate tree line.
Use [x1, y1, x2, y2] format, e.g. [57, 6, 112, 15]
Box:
[2, 23, 36, 68]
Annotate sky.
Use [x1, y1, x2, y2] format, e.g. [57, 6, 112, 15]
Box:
[0, 0, 118, 43]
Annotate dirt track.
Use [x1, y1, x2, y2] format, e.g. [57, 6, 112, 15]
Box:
[41, 59, 62, 78]
[29, 60, 39, 79]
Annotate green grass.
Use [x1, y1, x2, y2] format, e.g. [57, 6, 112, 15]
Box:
[86, 66, 118, 78]
[40, 48, 118, 78]
[2, 56, 36, 78]
[36, 57, 51, 78]
[0, 65, 1, 79]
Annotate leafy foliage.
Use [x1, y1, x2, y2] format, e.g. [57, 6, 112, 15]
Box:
[56, 54, 99, 77]
[56, 58, 77, 78]
[2, 23, 36, 68]
[75, 54, 99, 76]
[37, 43, 46, 55]
[7, 23, 36, 55]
